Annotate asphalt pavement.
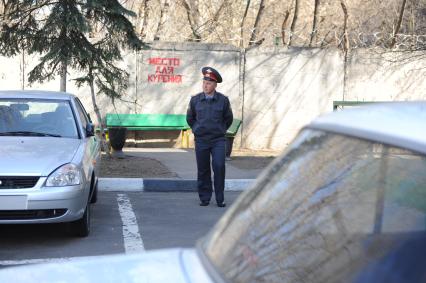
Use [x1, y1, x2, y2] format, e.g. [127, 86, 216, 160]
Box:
[99, 147, 269, 192]
[0, 191, 242, 265]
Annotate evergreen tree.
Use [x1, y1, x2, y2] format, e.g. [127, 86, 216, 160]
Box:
[1, 0, 143, 93]
[1, 0, 146, 153]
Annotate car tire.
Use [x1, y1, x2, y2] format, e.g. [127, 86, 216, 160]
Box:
[69, 203, 90, 237]
[90, 179, 98, 204]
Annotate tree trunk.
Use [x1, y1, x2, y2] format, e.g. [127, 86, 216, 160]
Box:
[60, 61, 67, 92]
[153, 0, 169, 40]
[239, 0, 251, 48]
[21, 51, 25, 90]
[309, 0, 320, 47]
[288, 0, 299, 46]
[181, 0, 201, 41]
[340, 0, 349, 53]
[389, 0, 407, 48]
[248, 0, 265, 47]
[137, 0, 150, 39]
[89, 79, 111, 157]
[281, 10, 290, 46]
[340, 0, 349, 102]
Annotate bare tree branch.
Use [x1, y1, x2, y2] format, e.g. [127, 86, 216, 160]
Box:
[248, 0, 265, 47]
[181, 0, 201, 41]
[211, 0, 227, 25]
[239, 0, 250, 48]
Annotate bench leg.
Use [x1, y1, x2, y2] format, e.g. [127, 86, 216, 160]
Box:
[181, 130, 190, 148]
[226, 136, 234, 158]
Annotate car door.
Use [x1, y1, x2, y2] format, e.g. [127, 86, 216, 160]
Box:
[73, 98, 100, 189]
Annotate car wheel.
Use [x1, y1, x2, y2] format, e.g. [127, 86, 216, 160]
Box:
[90, 179, 98, 204]
[69, 203, 90, 237]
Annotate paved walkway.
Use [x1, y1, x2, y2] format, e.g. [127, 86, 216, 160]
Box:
[122, 147, 264, 179]
[99, 147, 279, 192]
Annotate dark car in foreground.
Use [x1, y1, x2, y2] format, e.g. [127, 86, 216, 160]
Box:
[0, 90, 100, 237]
[0, 102, 425, 282]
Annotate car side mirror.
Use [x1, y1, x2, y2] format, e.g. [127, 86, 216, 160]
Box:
[86, 123, 95, 137]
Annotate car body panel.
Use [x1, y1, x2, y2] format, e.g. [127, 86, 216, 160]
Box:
[0, 90, 100, 225]
[0, 137, 81, 175]
[309, 102, 426, 154]
[0, 249, 214, 283]
[201, 102, 426, 283]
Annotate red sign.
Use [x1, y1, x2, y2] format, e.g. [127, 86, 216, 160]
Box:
[148, 57, 182, 83]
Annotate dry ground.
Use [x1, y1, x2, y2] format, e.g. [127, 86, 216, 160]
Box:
[99, 149, 280, 178]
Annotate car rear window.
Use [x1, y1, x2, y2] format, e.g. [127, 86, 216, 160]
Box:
[200, 129, 426, 283]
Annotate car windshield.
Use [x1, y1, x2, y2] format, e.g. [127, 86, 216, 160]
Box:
[200, 129, 426, 283]
[0, 99, 78, 138]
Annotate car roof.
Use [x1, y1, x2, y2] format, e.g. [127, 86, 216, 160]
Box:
[308, 102, 426, 155]
[0, 90, 75, 100]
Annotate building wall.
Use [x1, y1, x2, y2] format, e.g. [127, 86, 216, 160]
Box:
[0, 44, 425, 150]
[242, 47, 344, 149]
[345, 49, 426, 101]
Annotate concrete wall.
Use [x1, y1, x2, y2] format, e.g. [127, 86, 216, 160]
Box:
[0, 44, 425, 150]
[242, 48, 343, 149]
[77, 42, 242, 119]
[345, 49, 426, 101]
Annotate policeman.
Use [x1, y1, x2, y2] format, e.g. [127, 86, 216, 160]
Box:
[186, 67, 233, 207]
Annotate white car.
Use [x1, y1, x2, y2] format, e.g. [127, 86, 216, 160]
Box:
[0, 90, 100, 237]
[1, 102, 425, 282]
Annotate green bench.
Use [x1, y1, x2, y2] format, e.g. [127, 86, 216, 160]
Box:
[225, 119, 242, 157]
[106, 113, 191, 147]
[105, 114, 242, 149]
[226, 118, 242, 138]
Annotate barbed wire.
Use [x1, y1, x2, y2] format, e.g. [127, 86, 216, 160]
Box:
[186, 24, 426, 50]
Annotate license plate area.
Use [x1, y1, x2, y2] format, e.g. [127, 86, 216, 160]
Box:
[0, 195, 28, 210]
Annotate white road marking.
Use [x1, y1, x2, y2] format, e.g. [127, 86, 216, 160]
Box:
[0, 194, 145, 266]
[117, 193, 145, 253]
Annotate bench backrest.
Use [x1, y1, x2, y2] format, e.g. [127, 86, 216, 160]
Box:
[332, 100, 387, 111]
[106, 113, 189, 129]
[106, 114, 242, 135]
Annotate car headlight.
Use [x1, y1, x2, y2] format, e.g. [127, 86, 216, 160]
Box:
[46, 163, 81, 187]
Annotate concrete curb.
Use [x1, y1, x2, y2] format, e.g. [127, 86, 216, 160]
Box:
[98, 178, 255, 192]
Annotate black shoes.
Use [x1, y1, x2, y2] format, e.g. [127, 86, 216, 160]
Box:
[199, 200, 226, 207]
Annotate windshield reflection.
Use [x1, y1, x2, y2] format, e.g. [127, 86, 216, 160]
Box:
[201, 129, 426, 283]
[0, 99, 78, 138]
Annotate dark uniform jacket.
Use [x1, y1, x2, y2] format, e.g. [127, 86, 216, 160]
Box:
[186, 91, 233, 142]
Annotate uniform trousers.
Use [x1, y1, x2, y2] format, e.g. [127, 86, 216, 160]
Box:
[195, 139, 226, 204]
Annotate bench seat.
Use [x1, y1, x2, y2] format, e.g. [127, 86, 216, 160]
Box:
[105, 114, 242, 148]
[106, 113, 190, 147]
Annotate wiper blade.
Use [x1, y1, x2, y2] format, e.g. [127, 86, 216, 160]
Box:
[0, 131, 62, 137]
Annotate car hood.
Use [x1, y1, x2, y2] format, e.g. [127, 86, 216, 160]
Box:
[0, 137, 81, 176]
[0, 249, 214, 283]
